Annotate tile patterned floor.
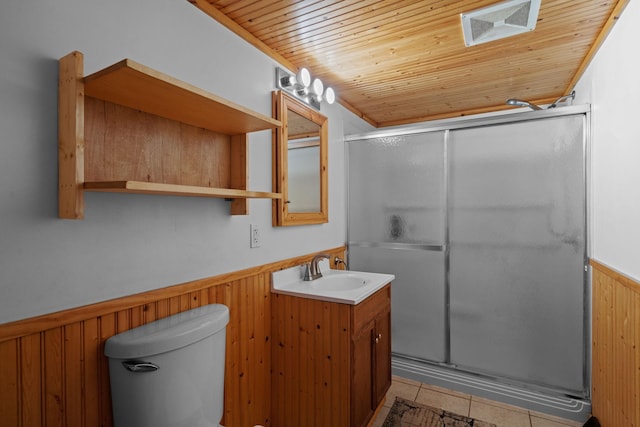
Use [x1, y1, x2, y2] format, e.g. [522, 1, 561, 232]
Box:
[371, 376, 584, 427]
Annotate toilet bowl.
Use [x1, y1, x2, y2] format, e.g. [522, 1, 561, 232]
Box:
[104, 304, 229, 427]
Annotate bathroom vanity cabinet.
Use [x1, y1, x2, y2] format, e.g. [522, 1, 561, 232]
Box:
[58, 51, 282, 219]
[351, 285, 392, 427]
[271, 284, 391, 427]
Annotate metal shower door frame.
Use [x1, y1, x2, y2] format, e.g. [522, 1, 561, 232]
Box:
[345, 104, 591, 397]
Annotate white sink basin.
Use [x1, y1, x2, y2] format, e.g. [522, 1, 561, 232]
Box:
[271, 262, 394, 305]
[309, 273, 369, 291]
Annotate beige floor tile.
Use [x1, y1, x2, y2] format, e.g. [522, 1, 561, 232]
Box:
[471, 395, 530, 414]
[371, 404, 391, 427]
[380, 377, 580, 427]
[419, 382, 472, 400]
[392, 374, 422, 387]
[469, 399, 532, 427]
[414, 387, 471, 417]
[384, 380, 420, 407]
[530, 413, 583, 427]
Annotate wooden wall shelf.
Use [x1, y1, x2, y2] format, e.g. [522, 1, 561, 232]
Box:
[58, 51, 282, 219]
[83, 58, 281, 135]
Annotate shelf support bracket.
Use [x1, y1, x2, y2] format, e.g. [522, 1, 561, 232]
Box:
[58, 51, 85, 219]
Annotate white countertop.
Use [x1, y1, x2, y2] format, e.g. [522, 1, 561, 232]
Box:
[271, 260, 394, 305]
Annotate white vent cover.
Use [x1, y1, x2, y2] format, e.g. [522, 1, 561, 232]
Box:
[461, 0, 541, 47]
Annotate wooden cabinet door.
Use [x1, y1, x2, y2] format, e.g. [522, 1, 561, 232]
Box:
[373, 308, 392, 404]
[351, 320, 375, 427]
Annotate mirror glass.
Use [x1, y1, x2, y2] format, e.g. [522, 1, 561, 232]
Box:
[272, 91, 328, 226]
[287, 109, 321, 212]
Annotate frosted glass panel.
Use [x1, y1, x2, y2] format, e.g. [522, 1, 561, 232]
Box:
[448, 116, 586, 393]
[348, 131, 447, 362]
[348, 132, 445, 244]
[350, 246, 446, 362]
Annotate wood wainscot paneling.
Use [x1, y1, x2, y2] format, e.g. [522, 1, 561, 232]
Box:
[591, 260, 640, 426]
[0, 247, 345, 427]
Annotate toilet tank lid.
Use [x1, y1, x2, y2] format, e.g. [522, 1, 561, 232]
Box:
[104, 304, 229, 359]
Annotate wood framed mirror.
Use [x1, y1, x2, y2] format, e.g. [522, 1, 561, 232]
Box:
[272, 90, 328, 226]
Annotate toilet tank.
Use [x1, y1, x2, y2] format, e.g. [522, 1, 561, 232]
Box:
[104, 304, 229, 427]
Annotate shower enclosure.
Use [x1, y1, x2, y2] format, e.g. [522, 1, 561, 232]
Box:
[346, 106, 589, 419]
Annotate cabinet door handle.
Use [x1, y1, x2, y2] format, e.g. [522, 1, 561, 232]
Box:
[375, 333, 382, 343]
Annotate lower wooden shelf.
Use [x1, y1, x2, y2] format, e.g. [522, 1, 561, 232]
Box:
[84, 181, 282, 200]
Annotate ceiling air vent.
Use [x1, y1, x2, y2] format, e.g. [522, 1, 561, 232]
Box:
[461, 0, 541, 47]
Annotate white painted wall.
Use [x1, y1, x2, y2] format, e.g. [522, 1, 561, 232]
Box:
[0, 0, 350, 323]
[1, 0, 637, 324]
[574, 1, 640, 282]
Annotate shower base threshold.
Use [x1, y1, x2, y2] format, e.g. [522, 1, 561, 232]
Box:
[392, 355, 591, 423]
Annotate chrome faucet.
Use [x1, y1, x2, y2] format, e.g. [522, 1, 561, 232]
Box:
[303, 253, 331, 281]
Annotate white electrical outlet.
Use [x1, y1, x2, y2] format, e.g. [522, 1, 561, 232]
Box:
[250, 224, 260, 248]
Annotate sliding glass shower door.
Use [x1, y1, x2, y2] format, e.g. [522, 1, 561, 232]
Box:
[347, 131, 447, 362]
[448, 116, 586, 393]
[347, 112, 587, 396]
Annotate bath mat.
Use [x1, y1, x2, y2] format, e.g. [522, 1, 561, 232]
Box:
[382, 397, 496, 427]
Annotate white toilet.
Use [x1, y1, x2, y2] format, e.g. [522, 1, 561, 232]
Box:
[104, 304, 229, 427]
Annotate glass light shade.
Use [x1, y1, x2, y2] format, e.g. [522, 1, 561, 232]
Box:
[296, 68, 311, 88]
[311, 78, 324, 96]
[324, 87, 336, 104]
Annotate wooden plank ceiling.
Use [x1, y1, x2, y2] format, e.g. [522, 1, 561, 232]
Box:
[191, 0, 629, 127]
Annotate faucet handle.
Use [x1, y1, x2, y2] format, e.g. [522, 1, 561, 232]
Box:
[302, 263, 313, 281]
[333, 256, 348, 270]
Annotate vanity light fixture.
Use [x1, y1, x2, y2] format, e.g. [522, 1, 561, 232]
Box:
[276, 66, 335, 110]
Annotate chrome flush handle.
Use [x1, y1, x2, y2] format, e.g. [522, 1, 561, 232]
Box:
[122, 360, 159, 373]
